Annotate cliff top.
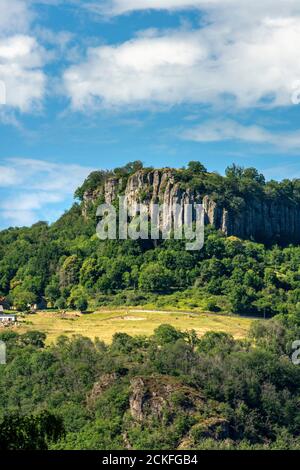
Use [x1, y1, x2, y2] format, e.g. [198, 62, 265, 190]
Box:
[75, 160, 300, 212]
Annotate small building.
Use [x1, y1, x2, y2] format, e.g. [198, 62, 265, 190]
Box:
[0, 314, 17, 323]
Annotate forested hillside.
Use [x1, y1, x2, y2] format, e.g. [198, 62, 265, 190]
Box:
[2, 162, 300, 450]
[1, 315, 300, 450]
[2, 162, 300, 317]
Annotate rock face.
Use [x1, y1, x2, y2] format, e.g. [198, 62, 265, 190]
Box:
[84, 168, 300, 243]
[129, 376, 169, 421]
[128, 375, 229, 448]
[86, 372, 119, 408]
[129, 376, 203, 422]
[202, 195, 300, 243]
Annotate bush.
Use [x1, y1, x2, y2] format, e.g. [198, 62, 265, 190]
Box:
[75, 297, 88, 313]
[55, 297, 67, 310]
[154, 324, 185, 345]
[206, 300, 220, 312]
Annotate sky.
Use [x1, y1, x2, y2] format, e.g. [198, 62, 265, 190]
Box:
[1, 0, 300, 228]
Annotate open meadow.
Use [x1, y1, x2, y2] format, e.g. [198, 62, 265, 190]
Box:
[14, 309, 254, 344]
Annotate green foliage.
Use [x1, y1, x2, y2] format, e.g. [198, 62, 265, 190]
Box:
[21, 331, 46, 348]
[3, 162, 300, 449]
[3, 162, 300, 319]
[59, 255, 81, 291]
[3, 217, 300, 317]
[205, 300, 220, 312]
[154, 324, 185, 345]
[75, 297, 88, 313]
[45, 277, 60, 306]
[0, 411, 64, 450]
[187, 161, 207, 174]
[139, 263, 174, 292]
[74, 171, 111, 201]
[11, 286, 37, 311]
[55, 296, 67, 310]
[1, 316, 300, 449]
[74, 162, 146, 202]
[197, 331, 235, 355]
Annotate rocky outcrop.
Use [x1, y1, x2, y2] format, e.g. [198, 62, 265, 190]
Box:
[177, 417, 230, 450]
[86, 372, 119, 408]
[190, 416, 229, 440]
[87, 374, 229, 449]
[82, 188, 102, 218]
[129, 376, 203, 422]
[128, 375, 230, 448]
[104, 178, 123, 205]
[83, 168, 300, 243]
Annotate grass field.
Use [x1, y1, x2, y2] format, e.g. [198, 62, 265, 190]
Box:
[15, 309, 254, 344]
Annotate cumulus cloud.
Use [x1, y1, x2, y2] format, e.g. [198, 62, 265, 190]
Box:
[87, 0, 300, 19]
[0, 0, 32, 34]
[0, 0, 46, 112]
[63, 4, 300, 110]
[0, 35, 47, 112]
[63, 31, 209, 109]
[0, 158, 93, 227]
[182, 119, 300, 150]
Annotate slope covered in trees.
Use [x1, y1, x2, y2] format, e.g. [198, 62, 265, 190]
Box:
[2, 162, 300, 450]
[1, 315, 300, 450]
[2, 162, 300, 317]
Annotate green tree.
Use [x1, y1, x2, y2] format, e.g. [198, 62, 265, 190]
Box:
[59, 255, 81, 291]
[11, 286, 36, 311]
[80, 258, 99, 288]
[68, 286, 88, 310]
[55, 296, 67, 310]
[45, 277, 60, 306]
[154, 324, 185, 345]
[0, 411, 64, 450]
[75, 297, 88, 313]
[139, 263, 174, 292]
[229, 285, 256, 314]
[187, 161, 207, 174]
[21, 331, 46, 348]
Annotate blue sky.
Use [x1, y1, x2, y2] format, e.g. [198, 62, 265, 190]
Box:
[1, 0, 300, 228]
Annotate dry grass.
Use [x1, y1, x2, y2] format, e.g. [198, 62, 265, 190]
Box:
[15, 309, 254, 345]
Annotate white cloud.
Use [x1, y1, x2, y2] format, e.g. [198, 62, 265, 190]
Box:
[0, 36, 46, 111]
[64, 31, 209, 109]
[63, 6, 300, 110]
[0, 1, 47, 112]
[0, 192, 63, 227]
[88, 0, 300, 18]
[182, 119, 300, 150]
[0, 0, 32, 35]
[0, 167, 19, 186]
[0, 158, 94, 227]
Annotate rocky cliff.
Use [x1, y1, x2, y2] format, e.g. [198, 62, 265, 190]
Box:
[86, 373, 229, 449]
[83, 168, 300, 244]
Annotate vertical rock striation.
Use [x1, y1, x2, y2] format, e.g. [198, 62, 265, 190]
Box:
[83, 169, 300, 243]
